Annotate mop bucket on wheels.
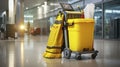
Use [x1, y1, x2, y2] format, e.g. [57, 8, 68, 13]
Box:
[68, 19, 94, 52]
[63, 19, 98, 60]
[43, 12, 64, 58]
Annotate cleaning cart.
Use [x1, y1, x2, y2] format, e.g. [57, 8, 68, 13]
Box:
[60, 3, 98, 60]
[43, 3, 98, 59]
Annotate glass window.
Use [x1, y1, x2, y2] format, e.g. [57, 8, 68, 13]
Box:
[104, 0, 112, 2]
[49, 16, 56, 26]
[94, 4, 102, 39]
[104, 0, 120, 39]
[72, 1, 84, 10]
[85, 0, 102, 5]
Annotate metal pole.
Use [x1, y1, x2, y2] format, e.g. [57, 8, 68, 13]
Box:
[63, 12, 69, 48]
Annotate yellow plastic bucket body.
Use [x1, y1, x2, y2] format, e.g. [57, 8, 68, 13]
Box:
[67, 19, 94, 52]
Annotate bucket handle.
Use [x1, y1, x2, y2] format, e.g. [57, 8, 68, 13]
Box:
[63, 22, 74, 28]
[67, 21, 74, 26]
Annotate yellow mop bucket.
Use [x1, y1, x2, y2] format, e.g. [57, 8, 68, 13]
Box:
[67, 19, 94, 52]
[43, 13, 64, 58]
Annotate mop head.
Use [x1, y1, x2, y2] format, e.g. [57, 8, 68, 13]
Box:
[43, 12, 64, 59]
[43, 52, 61, 59]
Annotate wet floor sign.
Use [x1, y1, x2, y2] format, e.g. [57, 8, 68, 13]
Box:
[43, 13, 64, 58]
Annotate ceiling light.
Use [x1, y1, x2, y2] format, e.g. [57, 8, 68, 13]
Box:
[37, 7, 40, 8]
[26, 8, 28, 10]
[34, 3, 41, 7]
[50, 3, 59, 6]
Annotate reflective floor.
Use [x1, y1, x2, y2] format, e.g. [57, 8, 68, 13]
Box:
[0, 34, 120, 67]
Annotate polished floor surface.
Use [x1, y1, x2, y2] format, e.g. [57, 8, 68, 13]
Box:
[0, 35, 120, 67]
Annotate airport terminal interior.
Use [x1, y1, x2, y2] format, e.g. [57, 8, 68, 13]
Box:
[0, 0, 120, 67]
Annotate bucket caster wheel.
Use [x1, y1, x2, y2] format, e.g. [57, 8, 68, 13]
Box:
[63, 48, 71, 59]
[91, 53, 97, 59]
[75, 53, 81, 60]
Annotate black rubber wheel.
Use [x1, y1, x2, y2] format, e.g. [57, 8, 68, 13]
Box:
[91, 53, 97, 59]
[75, 54, 81, 60]
[63, 48, 71, 59]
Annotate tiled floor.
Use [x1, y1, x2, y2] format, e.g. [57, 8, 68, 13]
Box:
[0, 35, 120, 67]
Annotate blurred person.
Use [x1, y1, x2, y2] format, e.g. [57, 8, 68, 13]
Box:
[27, 22, 30, 35]
[0, 27, 5, 40]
